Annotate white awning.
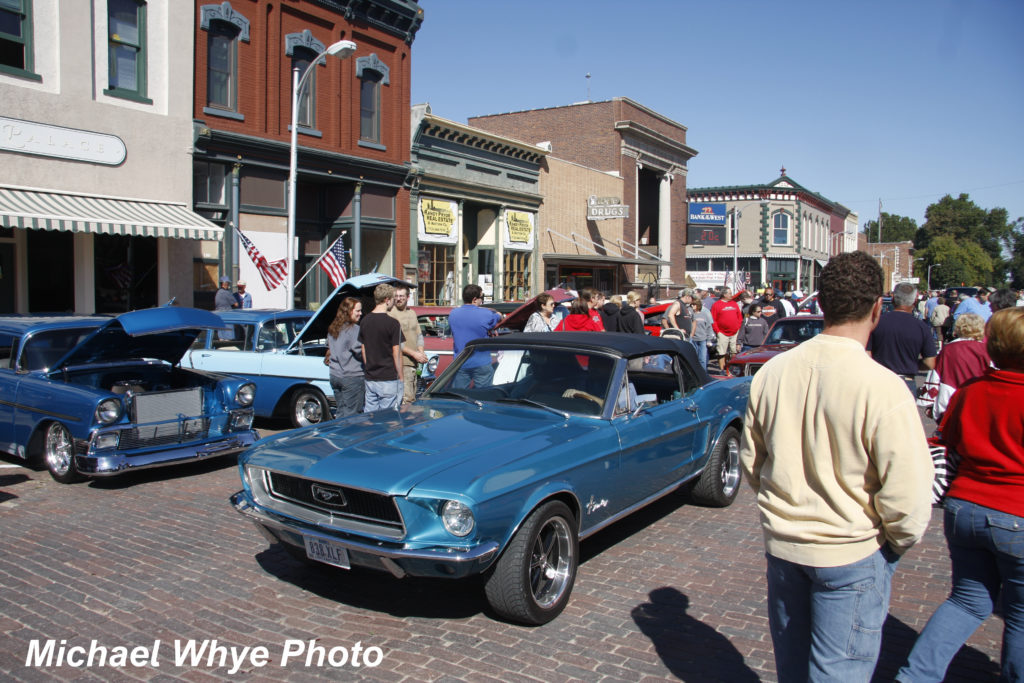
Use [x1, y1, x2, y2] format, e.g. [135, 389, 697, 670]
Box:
[0, 185, 223, 240]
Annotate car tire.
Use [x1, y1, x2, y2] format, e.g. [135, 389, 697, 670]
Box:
[690, 426, 741, 507]
[289, 387, 329, 428]
[39, 422, 84, 484]
[484, 500, 578, 625]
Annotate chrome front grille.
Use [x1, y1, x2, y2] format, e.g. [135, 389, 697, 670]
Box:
[265, 471, 403, 532]
[118, 387, 209, 450]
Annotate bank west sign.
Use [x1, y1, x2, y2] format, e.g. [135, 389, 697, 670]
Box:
[687, 202, 727, 225]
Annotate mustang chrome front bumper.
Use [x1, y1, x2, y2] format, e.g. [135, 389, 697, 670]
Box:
[230, 491, 500, 579]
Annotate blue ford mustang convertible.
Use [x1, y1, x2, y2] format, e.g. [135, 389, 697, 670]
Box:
[231, 332, 750, 624]
[0, 307, 260, 483]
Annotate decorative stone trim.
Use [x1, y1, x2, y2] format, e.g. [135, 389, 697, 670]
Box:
[356, 54, 390, 85]
[200, 2, 250, 42]
[285, 30, 328, 65]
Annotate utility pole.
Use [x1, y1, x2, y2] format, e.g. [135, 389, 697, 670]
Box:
[877, 199, 883, 244]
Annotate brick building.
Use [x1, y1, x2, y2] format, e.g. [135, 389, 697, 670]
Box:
[191, 0, 422, 309]
[859, 237, 916, 293]
[469, 98, 697, 294]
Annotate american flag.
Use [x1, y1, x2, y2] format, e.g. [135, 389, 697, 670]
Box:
[238, 230, 288, 291]
[319, 235, 348, 288]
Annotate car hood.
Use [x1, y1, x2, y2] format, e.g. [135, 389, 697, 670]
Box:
[52, 306, 228, 368]
[731, 343, 793, 364]
[242, 399, 601, 496]
[495, 288, 575, 331]
[288, 273, 416, 350]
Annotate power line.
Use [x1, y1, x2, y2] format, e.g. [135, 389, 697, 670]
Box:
[846, 178, 1024, 205]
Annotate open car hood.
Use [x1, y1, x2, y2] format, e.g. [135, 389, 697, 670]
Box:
[288, 274, 416, 350]
[53, 306, 228, 368]
[493, 288, 575, 332]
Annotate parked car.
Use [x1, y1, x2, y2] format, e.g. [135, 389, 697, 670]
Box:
[0, 307, 259, 483]
[415, 289, 574, 391]
[183, 274, 414, 428]
[231, 332, 751, 624]
[184, 309, 313, 424]
[727, 315, 825, 377]
[640, 301, 673, 335]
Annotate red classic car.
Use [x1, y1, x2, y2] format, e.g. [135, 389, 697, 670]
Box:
[726, 315, 824, 377]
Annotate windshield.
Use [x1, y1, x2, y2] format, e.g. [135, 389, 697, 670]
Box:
[765, 319, 824, 345]
[425, 346, 616, 417]
[19, 328, 99, 371]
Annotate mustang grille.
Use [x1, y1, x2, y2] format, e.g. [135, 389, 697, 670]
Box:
[266, 472, 402, 528]
[118, 388, 210, 450]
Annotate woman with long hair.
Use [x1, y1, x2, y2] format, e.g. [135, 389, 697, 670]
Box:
[324, 297, 365, 417]
[619, 291, 645, 334]
[897, 308, 1024, 682]
[524, 293, 561, 332]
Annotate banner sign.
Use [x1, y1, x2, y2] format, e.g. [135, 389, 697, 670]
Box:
[687, 202, 727, 226]
[503, 210, 534, 250]
[418, 197, 458, 244]
[687, 224, 726, 246]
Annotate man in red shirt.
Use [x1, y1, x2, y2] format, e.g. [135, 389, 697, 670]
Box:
[711, 288, 744, 373]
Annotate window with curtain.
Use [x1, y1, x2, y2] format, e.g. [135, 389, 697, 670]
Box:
[207, 20, 239, 111]
[0, 0, 34, 77]
[773, 212, 791, 246]
[292, 48, 315, 129]
[106, 0, 148, 101]
[360, 70, 382, 142]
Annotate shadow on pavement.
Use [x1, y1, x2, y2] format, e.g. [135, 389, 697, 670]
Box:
[85, 453, 239, 489]
[632, 586, 759, 682]
[872, 615, 1000, 682]
[0, 472, 30, 503]
[580, 488, 691, 564]
[254, 544, 485, 621]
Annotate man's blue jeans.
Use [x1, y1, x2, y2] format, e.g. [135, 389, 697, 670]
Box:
[363, 379, 402, 412]
[766, 546, 899, 682]
[897, 498, 1024, 682]
[452, 363, 493, 390]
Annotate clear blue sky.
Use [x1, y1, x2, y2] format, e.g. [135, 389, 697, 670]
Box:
[411, 0, 1024, 231]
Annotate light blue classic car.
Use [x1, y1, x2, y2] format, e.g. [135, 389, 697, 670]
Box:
[0, 307, 259, 483]
[232, 332, 750, 624]
[183, 274, 414, 428]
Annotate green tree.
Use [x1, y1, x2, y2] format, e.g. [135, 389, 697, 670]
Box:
[914, 234, 994, 288]
[863, 212, 917, 243]
[1003, 218, 1024, 289]
[915, 193, 1011, 266]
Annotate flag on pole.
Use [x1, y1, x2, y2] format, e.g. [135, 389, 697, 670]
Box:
[238, 230, 288, 291]
[319, 235, 348, 288]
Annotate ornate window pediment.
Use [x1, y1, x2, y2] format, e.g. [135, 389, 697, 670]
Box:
[200, 2, 249, 42]
[356, 53, 389, 85]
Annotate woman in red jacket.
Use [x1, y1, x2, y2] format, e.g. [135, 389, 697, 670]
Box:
[897, 307, 1024, 682]
[556, 289, 604, 332]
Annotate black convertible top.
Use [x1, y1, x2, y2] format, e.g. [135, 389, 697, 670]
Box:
[466, 331, 705, 373]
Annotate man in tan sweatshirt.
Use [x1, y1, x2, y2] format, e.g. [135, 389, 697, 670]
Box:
[740, 251, 933, 682]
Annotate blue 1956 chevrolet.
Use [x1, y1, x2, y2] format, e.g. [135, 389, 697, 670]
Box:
[232, 332, 750, 624]
[0, 307, 259, 483]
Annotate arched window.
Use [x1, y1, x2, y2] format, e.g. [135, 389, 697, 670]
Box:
[206, 20, 239, 111]
[292, 47, 316, 129]
[773, 212, 791, 246]
[357, 54, 389, 147]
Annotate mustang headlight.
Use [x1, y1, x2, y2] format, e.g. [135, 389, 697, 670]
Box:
[440, 500, 474, 537]
[426, 356, 439, 375]
[95, 398, 123, 425]
[235, 383, 256, 406]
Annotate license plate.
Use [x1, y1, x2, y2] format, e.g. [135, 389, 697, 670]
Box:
[303, 535, 350, 569]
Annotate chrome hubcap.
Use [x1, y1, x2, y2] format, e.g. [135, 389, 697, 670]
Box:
[529, 516, 572, 608]
[298, 396, 323, 424]
[45, 424, 73, 476]
[721, 436, 740, 497]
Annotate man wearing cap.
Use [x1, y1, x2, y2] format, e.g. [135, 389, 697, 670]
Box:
[953, 287, 993, 322]
[215, 276, 238, 311]
[235, 281, 252, 309]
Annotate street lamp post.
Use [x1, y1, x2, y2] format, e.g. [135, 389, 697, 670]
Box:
[286, 39, 357, 308]
[731, 199, 769, 291]
[927, 263, 942, 291]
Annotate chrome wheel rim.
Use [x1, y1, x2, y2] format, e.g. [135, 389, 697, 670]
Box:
[721, 436, 740, 497]
[45, 423, 74, 476]
[296, 395, 324, 425]
[529, 516, 573, 608]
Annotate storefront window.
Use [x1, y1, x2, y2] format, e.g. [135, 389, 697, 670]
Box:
[502, 251, 530, 301]
[418, 244, 455, 306]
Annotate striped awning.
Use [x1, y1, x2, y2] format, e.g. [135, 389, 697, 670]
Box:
[0, 185, 224, 240]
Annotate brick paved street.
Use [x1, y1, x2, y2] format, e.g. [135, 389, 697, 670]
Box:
[0, 416, 1004, 682]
